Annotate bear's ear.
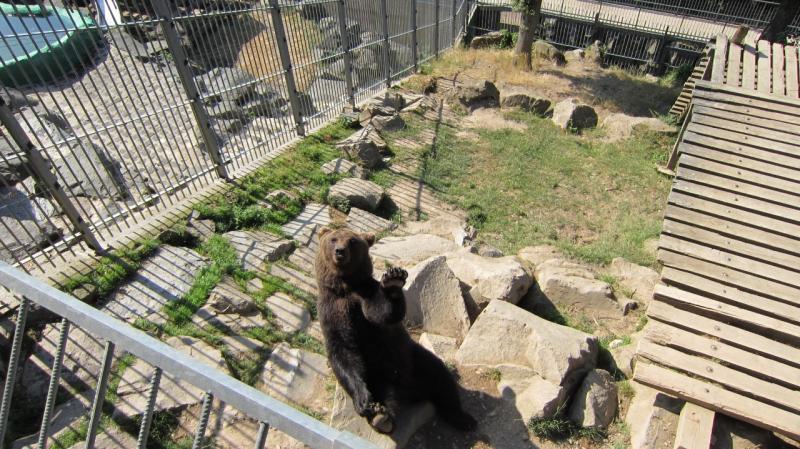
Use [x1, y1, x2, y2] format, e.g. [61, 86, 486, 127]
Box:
[362, 233, 376, 247]
[318, 227, 332, 238]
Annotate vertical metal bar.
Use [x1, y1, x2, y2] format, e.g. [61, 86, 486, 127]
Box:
[336, 0, 356, 108]
[36, 319, 71, 449]
[150, 2, 229, 181]
[191, 393, 214, 449]
[379, 0, 392, 87]
[85, 341, 115, 449]
[268, 0, 306, 137]
[252, 422, 270, 449]
[136, 367, 162, 449]
[0, 100, 103, 254]
[411, 0, 418, 72]
[452, 0, 458, 46]
[0, 298, 29, 444]
[434, 0, 440, 58]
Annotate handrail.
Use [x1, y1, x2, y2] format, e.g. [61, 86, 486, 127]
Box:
[0, 262, 378, 449]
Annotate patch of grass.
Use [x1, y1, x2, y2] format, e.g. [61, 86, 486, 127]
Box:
[480, 368, 502, 383]
[661, 63, 693, 87]
[528, 415, 607, 442]
[418, 110, 671, 268]
[368, 168, 395, 189]
[635, 315, 648, 332]
[618, 380, 636, 400]
[62, 238, 160, 297]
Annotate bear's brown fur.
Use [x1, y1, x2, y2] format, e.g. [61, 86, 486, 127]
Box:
[315, 227, 476, 434]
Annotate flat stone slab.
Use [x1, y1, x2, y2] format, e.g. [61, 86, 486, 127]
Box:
[346, 207, 396, 234]
[207, 278, 258, 315]
[66, 428, 137, 449]
[224, 230, 293, 272]
[192, 305, 268, 334]
[328, 178, 384, 212]
[321, 157, 365, 178]
[101, 246, 210, 322]
[370, 234, 459, 268]
[265, 292, 311, 333]
[260, 343, 331, 413]
[282, 203, 332, 240]
[270, 264, 318, 296]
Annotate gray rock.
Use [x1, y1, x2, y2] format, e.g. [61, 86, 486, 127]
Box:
[358, 104, 397, 125]
[337, 127, 385, 168]
[456, 300, 598, 393]
[404, 256, 470, 340]
[331, 385, 435, 449]
[602, 113, 676, 141]
[208, 279, 258, 315]
[445, 250, 532, 305]
[260, 343, 331, 413]
[101, 246, 210, 322]
[0, 87, 36, 111]
[569, 369, 618, 429]
[370, 234, 459, 268]
[565, 48, 585, 62]
[247, 116, 293, 138]
[610, 339, 637, 379]
[187, 211, 215, 241]
[221, 335, 263, 358]
[517, 245, 563, 269]
[532, 40, 566, 65]
[115, 336, 227, 418]
[67, 428, 138, 449]
[552, 98, 598, 130]
[499, 373, 568, 421]
[500, 94, 551, 115]
[13, 393, 93, 449]
[196, 67, 257, 103]
[321, 157, 365, 178]
[419, 333, 458, 364]
[52, 138, 126, 199]
[535, 259, 620, 315]
[265, 292, 311, 333]
[192, 305, 268, 333]
[208, 99, 244, 120]
[449, 80, 500, 111]
[626, 383, 683, 449]
[476, 244, 504, 258]
[0, 149, 28, 185]
[470, 31, 504, 49]
[375, 92, 406, 110]
[0, 186, 58, 264]
[224, 230, 294, 272]
[328, 178, 384, 211]
[345, 207, 396, 234]
[371, 114, 405, 133]
[584, 41, 604, 65]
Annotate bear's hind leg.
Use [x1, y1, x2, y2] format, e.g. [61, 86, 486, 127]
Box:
[412, 345, 477, 431]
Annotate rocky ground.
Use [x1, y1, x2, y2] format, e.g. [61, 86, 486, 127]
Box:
[2, 42, 795, 449]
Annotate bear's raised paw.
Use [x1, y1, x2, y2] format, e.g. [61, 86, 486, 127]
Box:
[381, 267, 408, 288]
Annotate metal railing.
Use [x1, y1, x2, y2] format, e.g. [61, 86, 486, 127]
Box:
[0, 261, 379, 449]
[0, 0, 469, 274]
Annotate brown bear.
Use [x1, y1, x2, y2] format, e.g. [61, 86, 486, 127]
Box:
[315, 227, 476, 434]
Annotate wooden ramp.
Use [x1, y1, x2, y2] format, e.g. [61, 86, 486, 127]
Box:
[669, 43, 713, 120]
[711, 34, 800, 98]
[635, 41, 800, 443]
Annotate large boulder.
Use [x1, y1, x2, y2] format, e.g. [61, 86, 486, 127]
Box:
[196, 67, 257, 104]
[358, 104, 397, 125]
[260, 343, 331, 413]
[0, 186, 58, 264]
[535, 258, 620, 315]
[500, 93, 551, 116]
[370, 114, 405, 133]
[569, 369, 618, 429]
[207, 279, 258, 315]
[448, 80, 500, 111]
[607, 257, 660, 305]
[224, 230, 294, 272]
[370, 234, 459, 268]
[517, 245, 563, 269]
[445, 250, 532, 305]
[455, 300, 598, 394]
[470, 31, 504, 49]
[499, 373, 568, 421]
[552, 98, 598, 130]
[418, 333, 458, 364]
[321, 157, 365, 178]
[532, 40, 566, 65]
[626, 383, 683, 449]
[403, 256, 471, 340]
[328, 178, 384, 211]
[336, 126, 385, 168]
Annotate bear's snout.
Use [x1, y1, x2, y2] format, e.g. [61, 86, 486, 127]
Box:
[334, 246, 349, 263]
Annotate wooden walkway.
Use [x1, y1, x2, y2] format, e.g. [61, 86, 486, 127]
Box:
[635, 36, 800, 444]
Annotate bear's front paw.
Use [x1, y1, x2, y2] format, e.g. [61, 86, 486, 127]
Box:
[381, 267, 408, 288]
[368, 404, 395, 434]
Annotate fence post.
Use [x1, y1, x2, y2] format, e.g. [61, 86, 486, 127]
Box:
[0, 100, 104, 254]
[335, 0, 356, 108]
[151, 2, 229, 181]
[655, 26, 670, 75]
[452, 0, 458, 47]
[435, 0, 440, 58]
[379, 0, 391, 88]
[411, 0, 418, 72]
[268, 0, 306, 137]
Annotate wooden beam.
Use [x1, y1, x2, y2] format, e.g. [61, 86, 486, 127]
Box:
[742, 43, 757, 89]
[674, 403, 715, 449]
[686, 123, 800, 164]
[676, 165, 800, 212]
[634, 362, 800, 441]
[757, 40, 772, 93]
[726, 43, 742, 88]
[679, 141, 800, 184]
[691, 103, 800, 137]
[786, 45, 799, 98]
[683, 128, 800, 170]
[712, 35, 729, 84]
[773, 42, 786, 96]
[691, 113, 800, 149]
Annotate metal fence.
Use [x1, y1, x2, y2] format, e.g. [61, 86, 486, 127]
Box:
[0, 262, 379, 449]
[0, 0, 469, 275]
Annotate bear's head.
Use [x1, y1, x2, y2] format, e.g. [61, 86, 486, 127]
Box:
[316, 227, 375, 279]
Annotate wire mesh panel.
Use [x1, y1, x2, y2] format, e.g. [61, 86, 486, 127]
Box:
[389, 0, 415, 81]
[417, 0, 438, 65]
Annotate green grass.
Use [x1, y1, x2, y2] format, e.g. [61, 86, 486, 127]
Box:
[62, 238, 160, 296]
[418, 110, 671, 267]
[528, 415, 608, 442]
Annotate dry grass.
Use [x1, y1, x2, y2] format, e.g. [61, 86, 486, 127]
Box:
[235, 10, 320, 92]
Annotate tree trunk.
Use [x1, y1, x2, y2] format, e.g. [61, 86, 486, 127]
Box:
[513, 0, 543, 70]
[762, 0, 800, 43]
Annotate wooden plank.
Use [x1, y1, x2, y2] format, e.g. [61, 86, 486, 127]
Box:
[659, 234, 800, 289]
[654, 283, 800, 343]
[639, 340, 800, 414]
[712, 35, 728, 84]
[646, 321, 800, 387]
[676, 164, 800, 211]
[679, 141, 800, 183]
[692, 103, 800, 137]
[659, 249, 800, 309]
[786, 45, 799, 98]
[692, 97, 800, 127]
[757, 40, 771, 93]
[646, 300, 800, 370]
[741, 43, 757, 89]
[672, 177, 800, 225]
[664, 203, 800, 257]
[683, 129, 800, 170]
[695, 81, 800, 112]
[669, 190, 800, 238]
[726, 43, 742, 88]
[773, 42, 786, 96]
[692, 113, 800, 149]
[634, 362, 800, 441]
[674, 403, 715, 449]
